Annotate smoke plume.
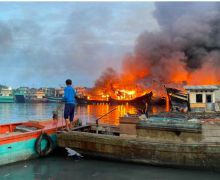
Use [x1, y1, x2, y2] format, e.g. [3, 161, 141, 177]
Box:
[95, 2, 220, 92]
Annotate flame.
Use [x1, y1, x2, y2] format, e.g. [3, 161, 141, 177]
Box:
[86, 53, 220, 101]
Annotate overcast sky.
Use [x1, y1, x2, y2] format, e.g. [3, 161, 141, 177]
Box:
[0, 2, 159, 88]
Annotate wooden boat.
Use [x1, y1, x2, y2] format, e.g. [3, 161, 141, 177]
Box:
[58, 117, 220, 171]
[109, 92, 152, 105]
[82, 92, 153, 105]
[165, 87, 189, 111]
[0, 119, 65, 166]
[45, 92, 154, 105]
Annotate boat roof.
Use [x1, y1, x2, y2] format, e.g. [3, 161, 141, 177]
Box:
[184, 85, 219, 91]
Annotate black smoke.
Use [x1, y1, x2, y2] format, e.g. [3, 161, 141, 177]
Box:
[95, 2, 220, 91]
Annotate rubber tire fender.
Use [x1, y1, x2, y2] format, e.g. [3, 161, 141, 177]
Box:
[35, 133, 53, 157]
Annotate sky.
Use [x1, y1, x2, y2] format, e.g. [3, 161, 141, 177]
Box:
[0, 2, 159, 88]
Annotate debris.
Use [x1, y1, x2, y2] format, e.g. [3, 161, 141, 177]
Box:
[4, 173, 10, 177]
[139, 114, 148, 121]
[65, 147, 83, 157]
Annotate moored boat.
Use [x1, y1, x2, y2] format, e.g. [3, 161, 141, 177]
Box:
[14, 93, 25, 103]
[109, 92, 152, 105]
[0, 119, 65, 166]
[45, 96, 63, 103]
[58, 116, 220, 171]
[0, 87, 14, 103]
[84, 92, 153, 105]
[0, 96, 14, 103]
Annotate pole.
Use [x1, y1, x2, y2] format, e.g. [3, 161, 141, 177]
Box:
[53, 101, 64, 131]
[95, 107, 117, 134]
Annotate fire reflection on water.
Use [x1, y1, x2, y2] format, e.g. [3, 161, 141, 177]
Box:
[75, 104, 168, 126]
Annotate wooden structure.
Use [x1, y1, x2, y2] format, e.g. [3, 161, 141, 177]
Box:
[184, 85, 220, 112]
[58, 116, 220, 170]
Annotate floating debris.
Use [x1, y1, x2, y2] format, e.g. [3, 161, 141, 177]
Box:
[65, 147, 83, 158]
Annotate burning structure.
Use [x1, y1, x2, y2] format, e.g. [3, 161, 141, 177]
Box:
[87, 3, 220, 103]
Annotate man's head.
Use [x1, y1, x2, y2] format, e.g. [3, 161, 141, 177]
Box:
[66, 79, 72, 86]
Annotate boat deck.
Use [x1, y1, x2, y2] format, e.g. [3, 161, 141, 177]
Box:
[0, 132, 22, 138]
[0, 119, 65, 140]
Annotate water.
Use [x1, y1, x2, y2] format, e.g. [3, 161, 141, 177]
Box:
[0, 103, 166, 125]
[0, 103, 136, 125]
[0, 103, 220, 179]
[0, 157, 220, 180]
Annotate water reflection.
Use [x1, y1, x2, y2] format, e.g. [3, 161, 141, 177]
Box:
[77, 104, 137, 125]
[0, 103, 167, 125]
[0, 157, 220, 180]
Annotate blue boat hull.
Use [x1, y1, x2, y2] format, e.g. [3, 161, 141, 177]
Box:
[0, 134, 57, 166]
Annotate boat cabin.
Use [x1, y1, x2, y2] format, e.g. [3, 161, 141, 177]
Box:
[184, 85, 220, 112]
[0, 87, 13, 96]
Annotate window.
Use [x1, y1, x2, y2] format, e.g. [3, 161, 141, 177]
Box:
[206, 94, 212, 103]
[196, 94, 203, 103]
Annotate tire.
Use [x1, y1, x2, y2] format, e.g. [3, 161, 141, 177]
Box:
[35, 133, 54, 157]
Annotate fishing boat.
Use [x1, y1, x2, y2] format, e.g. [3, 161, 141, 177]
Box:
[165, 86, 188, 111]
[0, 87, 14, 103]
[58, 116, 220, 171]
[109, 92, 153, 105]
[0, 119, 65, 166]
[13, 87, 28, 103]
[0, 96, 14, 103]
[82, 92, 153, 105]
[14, 93, 25, 103]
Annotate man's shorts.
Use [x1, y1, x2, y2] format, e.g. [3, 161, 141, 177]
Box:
[64, 103, 75, 122]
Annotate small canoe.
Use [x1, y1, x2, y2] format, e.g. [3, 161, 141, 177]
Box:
[0, 119, 65, 166]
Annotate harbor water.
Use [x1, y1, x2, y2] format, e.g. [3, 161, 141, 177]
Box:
[0, 103, 220, 179]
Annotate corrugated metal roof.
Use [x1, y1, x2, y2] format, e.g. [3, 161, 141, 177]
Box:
[184, 85, 219, 90]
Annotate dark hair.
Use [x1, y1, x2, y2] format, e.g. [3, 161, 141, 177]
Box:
[66, 79, 72, 85]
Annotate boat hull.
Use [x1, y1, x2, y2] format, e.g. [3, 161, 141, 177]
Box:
[15, 94, 25, 103]
[0, 96, 14, 103]
[83, 92, 153, 105]
[165, 87, 188, 111]
[58, 131, 220, 171]
[0, 134, 57, 166]
[0, 119, 64, 166]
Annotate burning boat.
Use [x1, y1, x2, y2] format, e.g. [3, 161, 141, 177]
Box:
[165, 86, 188, 112]
[108, 91, 152, 105]
[79, 91, 153, 105]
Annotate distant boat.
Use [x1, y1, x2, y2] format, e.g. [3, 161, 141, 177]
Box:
[0, 87, 14, 103]
[0, 96, 14, 103]
[25, 96, 48, 103]
[0, 119, 65, 166]
[165, 86, 188, 111]
[45, 96, 63, 103]
[14, 93, 25, 103]
[46, 96, 90, 104]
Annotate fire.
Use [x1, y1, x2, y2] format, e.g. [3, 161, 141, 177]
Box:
[115, 89, 137, 100]
[86, 52, 220, 101]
